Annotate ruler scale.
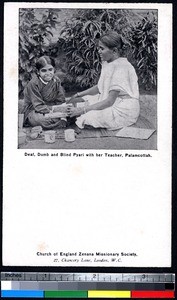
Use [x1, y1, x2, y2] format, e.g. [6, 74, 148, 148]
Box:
[1, 272, 175, 298]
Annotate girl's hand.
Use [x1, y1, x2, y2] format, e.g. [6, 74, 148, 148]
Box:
[67, 106, 83, 117]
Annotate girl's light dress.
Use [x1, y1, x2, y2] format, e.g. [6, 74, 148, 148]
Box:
[76, 58, 140, 130]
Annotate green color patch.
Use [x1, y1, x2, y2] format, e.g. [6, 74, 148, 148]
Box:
[44, 290, 88, 298]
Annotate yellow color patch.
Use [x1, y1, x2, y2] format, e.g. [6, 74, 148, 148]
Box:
[88, 290, 131, 298]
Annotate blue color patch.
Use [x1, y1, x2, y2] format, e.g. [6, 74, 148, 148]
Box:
[1, 290, 44, 298]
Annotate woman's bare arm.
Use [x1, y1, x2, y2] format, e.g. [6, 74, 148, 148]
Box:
[77, 85, 99, 97]
[67, 90, 119, 117]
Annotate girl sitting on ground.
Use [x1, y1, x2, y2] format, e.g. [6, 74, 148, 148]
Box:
[23, 56, 67, 129]
[67, 31, 140, 131]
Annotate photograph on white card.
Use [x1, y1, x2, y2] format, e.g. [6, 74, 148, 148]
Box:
[3, 2, 172, 267]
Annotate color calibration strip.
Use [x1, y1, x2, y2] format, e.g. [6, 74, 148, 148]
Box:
[1, 273, 175, 298]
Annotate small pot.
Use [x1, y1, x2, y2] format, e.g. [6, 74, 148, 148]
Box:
[18, 131, 26, 145]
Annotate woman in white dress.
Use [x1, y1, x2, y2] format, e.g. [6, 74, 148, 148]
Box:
[67, 31, 140, 131]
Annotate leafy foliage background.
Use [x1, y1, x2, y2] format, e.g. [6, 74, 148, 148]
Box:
[19, 8, 157, 97]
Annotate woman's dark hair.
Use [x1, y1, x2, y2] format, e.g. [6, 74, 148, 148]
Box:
[100, 31, 124, 55]
[36, 56, 55, 71]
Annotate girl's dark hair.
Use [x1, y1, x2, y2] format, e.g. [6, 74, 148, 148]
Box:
[100, 31, 124, 55]
[36, 56, 55, 71]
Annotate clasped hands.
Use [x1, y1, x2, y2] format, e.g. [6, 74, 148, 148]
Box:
[66, 93, 85, 117]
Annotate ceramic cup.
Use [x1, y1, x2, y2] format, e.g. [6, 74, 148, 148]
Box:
[44, 130, 56, 143]
[18, 131, 26, 145]
[31, 126, 42, 134]
[64, 129, 75, 142]
[18, 113, 24, 130]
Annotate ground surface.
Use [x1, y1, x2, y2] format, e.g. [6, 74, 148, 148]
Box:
[19, 94, 157, 150]
[20, 133, 157, 150]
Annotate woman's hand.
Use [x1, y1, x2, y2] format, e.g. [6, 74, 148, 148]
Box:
[66, 93, 79, 104]
[67, 106, 83, 117]
[66, 97, 78, 105]
[66, 96, 85, 105]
